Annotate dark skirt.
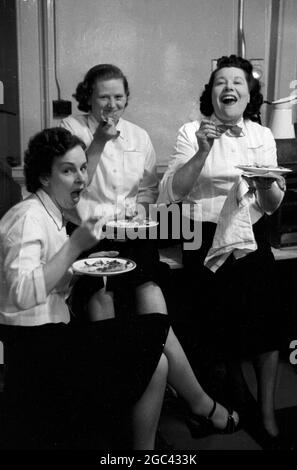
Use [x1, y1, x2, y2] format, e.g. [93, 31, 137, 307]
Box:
[182, 217, 281, 358]
[1, 314, 169, 449]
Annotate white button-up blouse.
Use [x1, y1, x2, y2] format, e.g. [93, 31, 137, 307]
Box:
[0, 189, 72, 326]
[160, 118, 278, 223]
[60, 114, 159, 220]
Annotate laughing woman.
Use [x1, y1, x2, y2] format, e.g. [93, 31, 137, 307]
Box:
[0, 127, 169, 450]
[160, 55, 285, 449]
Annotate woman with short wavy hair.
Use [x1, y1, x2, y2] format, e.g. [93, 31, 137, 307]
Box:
[160, 55, 285, 449]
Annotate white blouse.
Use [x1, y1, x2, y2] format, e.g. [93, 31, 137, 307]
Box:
[160, 119, 278, 223]
[60, 114, 159, 220]
[0, 189, 72, 326]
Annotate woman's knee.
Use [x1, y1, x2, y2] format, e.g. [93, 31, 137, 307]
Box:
[152, 353, 168, 385]
[87, 289, 115, 321]
[136, 282, 167, 315]
[163, 326, 178, 349]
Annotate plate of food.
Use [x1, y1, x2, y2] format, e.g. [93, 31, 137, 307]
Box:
[106, 218, 159, 229]
[72, 257, 136, 276]
[235, 164, 292, 177]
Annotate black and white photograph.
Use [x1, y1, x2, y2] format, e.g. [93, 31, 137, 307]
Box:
[1, 0, 297, 460]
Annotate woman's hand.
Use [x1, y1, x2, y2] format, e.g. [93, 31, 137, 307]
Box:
[93, 112, 120, 144]
[253, 176, 277, 190]
[195, 119, 222, 156]
[242, 175, 285, 215]
[70, 216, 106, 253]
[242, 175, 276, 192]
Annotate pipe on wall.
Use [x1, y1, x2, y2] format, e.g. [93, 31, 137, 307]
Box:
[238, 0, 246, 58]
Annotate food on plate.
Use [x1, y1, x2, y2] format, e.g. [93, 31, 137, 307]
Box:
[241, 164, 277, 169]
[117, 218, 153, 228]
[83, 258, 133, 273]
[106, 217, 158, 228]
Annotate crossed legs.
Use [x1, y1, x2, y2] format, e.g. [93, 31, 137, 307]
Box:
[88, 283, 239, 431]
[163, 326, 239, 429]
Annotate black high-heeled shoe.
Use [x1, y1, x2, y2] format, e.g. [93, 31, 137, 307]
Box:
[186, 401, 239, 439]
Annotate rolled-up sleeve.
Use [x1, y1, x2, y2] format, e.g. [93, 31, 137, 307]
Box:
[160, 123, 198, 204]
[4, 216, 47, 310]
[137, 134, 159, 204]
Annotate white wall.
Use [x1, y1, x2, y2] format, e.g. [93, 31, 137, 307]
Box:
[274, 0, 297, 99]
[49, 0, 238, 166]
[13, 0, 297, 174]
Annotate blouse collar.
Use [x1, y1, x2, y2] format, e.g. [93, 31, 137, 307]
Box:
[211, 114, 244, 128]
[35, 189, 65, 231]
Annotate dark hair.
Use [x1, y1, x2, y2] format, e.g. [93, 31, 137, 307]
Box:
[24, 127, 85, 193]
[200, 55, 263, 122]
[73, 64, 130, 112]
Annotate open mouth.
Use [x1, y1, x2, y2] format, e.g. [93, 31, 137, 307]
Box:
[221, 95, 238, 105]
[71, 188, 84, 202]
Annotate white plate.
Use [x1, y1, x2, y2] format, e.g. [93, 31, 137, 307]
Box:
[72, 257, 136, 277]
[106, 219, 159, 229]
[235, 165, 292, 176]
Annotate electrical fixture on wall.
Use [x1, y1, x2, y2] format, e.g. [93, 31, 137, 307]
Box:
[238, 1, 264, 80]
[267, 94, 297, 167]
[269, 95, 297, 139]
[250, 58, 264, 81]
[211, 2, 264, 82]
[52, 0, 72, 118]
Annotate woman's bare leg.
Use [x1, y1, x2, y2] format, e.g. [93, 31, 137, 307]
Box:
[164, 327, 239, 429]
[252, 350, 279, 436]
[132, 353, 168, 450]
[87, 288, 115, 321]
[135, 282, 168, 315]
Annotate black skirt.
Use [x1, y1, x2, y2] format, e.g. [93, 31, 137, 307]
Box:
[182, 217, 281, 358]
[1, 314, 169, 449]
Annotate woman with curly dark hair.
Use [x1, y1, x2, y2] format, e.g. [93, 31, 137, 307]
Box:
[0, 127, 170, 450]
[199, 55, 263, 122]
[160, 55, 286, 449]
